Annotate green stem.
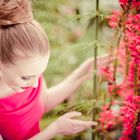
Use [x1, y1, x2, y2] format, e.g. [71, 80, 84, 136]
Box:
[112, 29, 122, 94]
[92, 0, 99, 140]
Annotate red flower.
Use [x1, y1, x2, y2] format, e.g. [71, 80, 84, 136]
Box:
[108, 84, 122, 96]
[119, 0, 140, 12]
[98, 102, 122, 132]
[131, 2, 140, 11]
[99, 0, 140, 139]
[107, 10, 121, 29]
[100, 67, 114, 82]
[120, 96, 140, 139]
[119, 0, 128, 5]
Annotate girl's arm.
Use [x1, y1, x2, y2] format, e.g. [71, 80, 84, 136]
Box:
[41, 58, 94, 112]
[28, 123, 57, 140]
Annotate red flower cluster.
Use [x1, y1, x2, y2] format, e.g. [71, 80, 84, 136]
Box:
[118, 0, 140, 138]
[107, 10, 121, 29]
[100, 67, 114, 82]
[98, 102, 122, 132]
[119, 0, 140, 12]
[100, 66, 133, 99]
[98, 0, 140, 138]
[100, 67, 122, 96]
[126, 62, 140, 88]
[119, 0, 128, 5]
[120, 96, 140, 139]
[125, 14, 140, 64]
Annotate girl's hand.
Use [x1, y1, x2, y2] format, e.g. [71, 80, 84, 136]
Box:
[68, 54, 115, 84]
[49, 111, 97, 136]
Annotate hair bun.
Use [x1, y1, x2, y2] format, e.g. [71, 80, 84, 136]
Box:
[0, 0, 33, 26]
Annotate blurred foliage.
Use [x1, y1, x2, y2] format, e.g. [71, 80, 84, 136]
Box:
[32, 0, 120, 139]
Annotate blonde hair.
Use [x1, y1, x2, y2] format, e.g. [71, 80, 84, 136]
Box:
[0, 0, 49, 64]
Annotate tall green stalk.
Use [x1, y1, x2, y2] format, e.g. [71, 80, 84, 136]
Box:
[92, 0, 99, 140]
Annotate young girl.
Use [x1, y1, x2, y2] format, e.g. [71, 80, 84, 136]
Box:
[0, 0, 112, 140]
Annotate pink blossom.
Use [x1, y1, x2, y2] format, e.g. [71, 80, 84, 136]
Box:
[131, 2, 140, 11]
[100, 67, 114, 82]
[119, 0, 128, 5]
[99, 0, 140, 138]
[98, 103, 122, 132]
[107, 10, 121, 28]
[124, 14, 140, 64]
[119, 0, 140, 12]
[120, 96, 140, 139]
[108, 84, 122, 96]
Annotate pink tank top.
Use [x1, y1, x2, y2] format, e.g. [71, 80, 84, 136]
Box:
[0, 76, 45, 140]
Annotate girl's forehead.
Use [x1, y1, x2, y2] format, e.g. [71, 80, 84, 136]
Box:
[15, 55, 49, 65]
[5, 55, 49, 75]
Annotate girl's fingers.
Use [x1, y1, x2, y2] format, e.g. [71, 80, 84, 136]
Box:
[97, 55, 116, 67]
[63, 111, 82, 119]
[71, 120, 97, 134]
[78, 55, 115, 74]
[72, 120, 97, 128]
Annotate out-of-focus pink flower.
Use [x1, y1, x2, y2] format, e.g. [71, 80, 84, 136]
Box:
[108, 84, 121, 96]
[119, 0, 140, 12]
[118, 84, 134, 100]
[119, 0, 128, 4]
[131, 2, 140, 11]
[124, 14, 140, 65]
[119, 0, 129, 10]
[107, 10, 121, 29]
[100, 67, 114, 82]
[98, 102, 122, 132]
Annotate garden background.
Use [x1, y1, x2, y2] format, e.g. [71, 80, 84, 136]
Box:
[32, 0, 140, 140]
